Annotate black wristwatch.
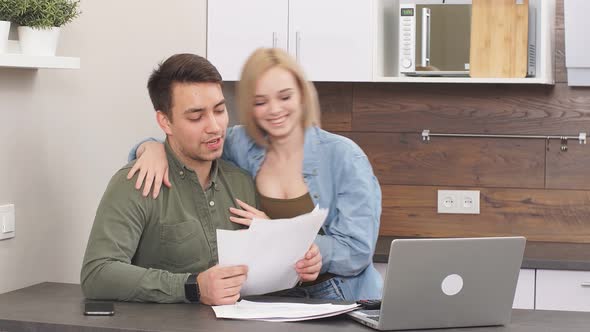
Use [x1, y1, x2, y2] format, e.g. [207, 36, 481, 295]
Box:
[184, 273, 200, 303]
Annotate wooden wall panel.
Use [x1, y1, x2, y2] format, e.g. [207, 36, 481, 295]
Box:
[316, 83, 352, 132]
[352, 83, 590, 135]
[349, 133, 545, 188]
[321, 0, 590, 243]
[380, 185, 590, 243]
[546, 141, 590, 190]
[556, 0, 564, 30]
[555, 27, 567, 83]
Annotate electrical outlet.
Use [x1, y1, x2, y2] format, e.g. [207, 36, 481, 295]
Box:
[438, 190, 480, 214]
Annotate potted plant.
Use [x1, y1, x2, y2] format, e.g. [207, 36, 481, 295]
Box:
[13, 0, 80, 56]
[0, 0, 25, 53]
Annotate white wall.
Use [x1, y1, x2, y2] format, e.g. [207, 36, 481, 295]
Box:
[0, 0, 207, 293]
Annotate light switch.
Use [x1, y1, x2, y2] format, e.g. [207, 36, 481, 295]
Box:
[3, 215, 15, 232]
[0, 204, 15, 240]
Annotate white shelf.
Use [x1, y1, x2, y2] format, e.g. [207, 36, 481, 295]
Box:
[375, 76, 552, 84]
[372, 0, 555, 84]
[0, 40, 80, 70]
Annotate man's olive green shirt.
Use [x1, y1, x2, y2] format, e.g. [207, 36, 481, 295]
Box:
[81, 141, 256, 303]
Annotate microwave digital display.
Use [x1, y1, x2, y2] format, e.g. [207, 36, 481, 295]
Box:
[401, 8, 414, 16]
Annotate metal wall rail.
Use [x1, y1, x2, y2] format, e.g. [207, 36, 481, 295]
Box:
[421, 130, 587, 151]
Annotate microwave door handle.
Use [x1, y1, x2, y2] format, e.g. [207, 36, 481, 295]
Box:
[421, 8, 431, 67]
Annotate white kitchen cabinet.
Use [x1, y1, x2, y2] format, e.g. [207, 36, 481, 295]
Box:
[513, 269, 535, 309]
[207, 0, 288, 81]
[536, 269, 590, 312]
[207, 0, 373, 82]
[288, 0, 373, 81]
[564, 0, 590, 85]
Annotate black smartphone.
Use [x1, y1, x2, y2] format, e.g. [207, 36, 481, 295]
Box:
[84, 301, 115, 316]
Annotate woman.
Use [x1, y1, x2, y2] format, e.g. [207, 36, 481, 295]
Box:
[128, 48, 383, 301]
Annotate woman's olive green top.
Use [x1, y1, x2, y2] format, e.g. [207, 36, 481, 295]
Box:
[257, 191, 315, 220]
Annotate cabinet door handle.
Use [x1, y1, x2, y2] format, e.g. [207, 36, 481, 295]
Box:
[272, 32, 278, 48]
[581, 282, 590, 287]
[296, 31, 301, 63]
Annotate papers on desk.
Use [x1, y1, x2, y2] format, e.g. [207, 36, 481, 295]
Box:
[212, 300, 360, 322]
[217, 206, 328, 296]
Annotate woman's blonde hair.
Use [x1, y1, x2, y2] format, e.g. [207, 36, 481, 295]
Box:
[237, 48, 321, 146]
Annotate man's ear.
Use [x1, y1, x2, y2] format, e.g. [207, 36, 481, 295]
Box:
[156, 111, 173, 136]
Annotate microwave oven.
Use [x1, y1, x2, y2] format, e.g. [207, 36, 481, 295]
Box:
[398, 0, 536, 77]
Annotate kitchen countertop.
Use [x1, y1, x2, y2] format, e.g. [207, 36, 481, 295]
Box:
[2, 283, 590, 332]
[374, 236, 590, 271]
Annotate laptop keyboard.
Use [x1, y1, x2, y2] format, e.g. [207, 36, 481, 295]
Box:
[362, 309, 380, 321]
[363, 310, 381, 316]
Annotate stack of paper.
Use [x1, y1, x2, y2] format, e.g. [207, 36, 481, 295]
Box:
[212, 300, 359, 322]
[217, 207, 328, 296]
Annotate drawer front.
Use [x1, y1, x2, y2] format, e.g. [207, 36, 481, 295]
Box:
[536, 269, 590, 312]
[513, 269, 535, 309]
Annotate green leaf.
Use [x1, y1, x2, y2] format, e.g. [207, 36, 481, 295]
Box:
[0, 0, 27, 22]
[12, 0, 81, 28]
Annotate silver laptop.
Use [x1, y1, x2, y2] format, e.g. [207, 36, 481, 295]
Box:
[348, 237, 526, 330]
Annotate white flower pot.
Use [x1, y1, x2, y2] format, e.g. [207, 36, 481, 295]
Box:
[0, 20, 10, 54]
[17, 26, 61, 56]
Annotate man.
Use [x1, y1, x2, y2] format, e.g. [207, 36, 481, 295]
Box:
[81, 54, 319, 305]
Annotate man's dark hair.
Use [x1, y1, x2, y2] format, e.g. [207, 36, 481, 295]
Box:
[147, 53, 222, 119]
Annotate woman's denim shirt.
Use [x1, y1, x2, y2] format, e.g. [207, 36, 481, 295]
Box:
[129, 125, 383, 300]
[223, 126, 383, 300]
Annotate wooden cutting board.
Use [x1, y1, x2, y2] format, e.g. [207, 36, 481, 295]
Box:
[470, 0, 529, 78]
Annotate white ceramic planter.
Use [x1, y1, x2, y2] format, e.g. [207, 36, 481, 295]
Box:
[17, 26, 61, 56]
[0, 20, 10, 54]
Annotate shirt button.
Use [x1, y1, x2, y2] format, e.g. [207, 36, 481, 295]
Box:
[209, 201, 215, 206]
[179, 171, 184, 176]
[313, 194, 319, 199]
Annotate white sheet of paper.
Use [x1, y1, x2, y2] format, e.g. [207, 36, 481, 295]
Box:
[212, 300, 359, 322]
[217, 206, 328, 296]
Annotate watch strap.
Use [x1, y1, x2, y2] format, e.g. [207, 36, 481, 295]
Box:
[184, 273, 200, 303]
